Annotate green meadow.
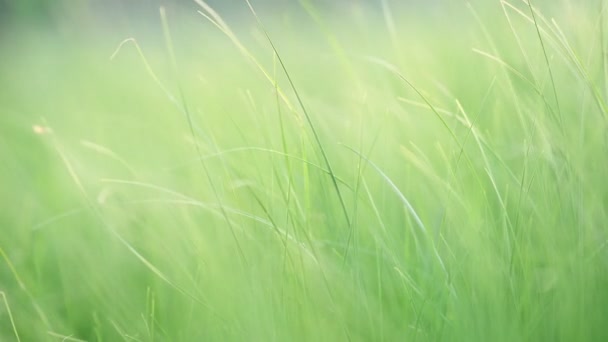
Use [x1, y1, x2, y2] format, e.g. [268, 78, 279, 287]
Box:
[1, 1, 607, 340]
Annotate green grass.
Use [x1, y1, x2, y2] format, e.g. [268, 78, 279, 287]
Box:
[1, 1, 608, 341]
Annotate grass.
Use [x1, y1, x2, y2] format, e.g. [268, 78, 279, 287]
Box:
[1, 0, 608, 340]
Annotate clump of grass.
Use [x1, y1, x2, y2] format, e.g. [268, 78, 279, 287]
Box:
[1, 0, 607, 341]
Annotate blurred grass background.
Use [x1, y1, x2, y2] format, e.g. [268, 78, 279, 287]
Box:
[1, 0, 608, 341]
